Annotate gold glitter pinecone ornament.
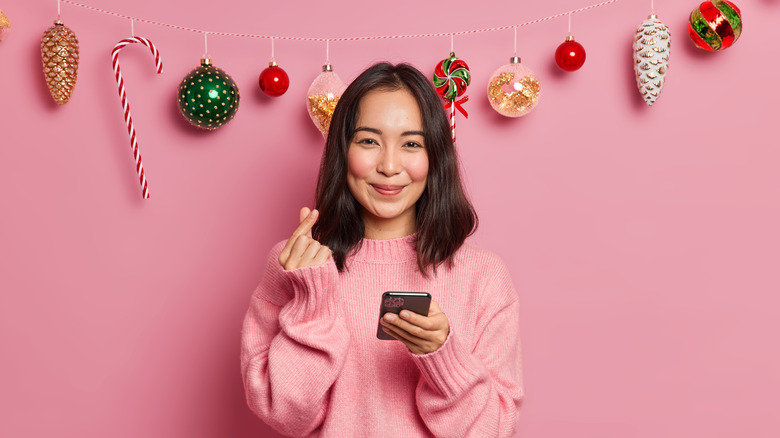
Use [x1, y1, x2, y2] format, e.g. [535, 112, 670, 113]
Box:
[41, 20, 80, 105]
[633, 14, 670, 106]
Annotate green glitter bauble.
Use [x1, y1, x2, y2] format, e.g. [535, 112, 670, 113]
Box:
[177, 59, 239, 130]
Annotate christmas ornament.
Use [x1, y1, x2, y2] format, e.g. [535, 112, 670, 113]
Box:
[0, 10, 10, 43]
[41, 20, 79, 105]
[687, 0, 742, 51]
[487, 57, 541, 118]
[177, 59, 240, 130]
[111, 37, 163, 199]
[433, 52, 471, 142]
[307, 63, 346, 137]
[555, 36, 586, 71]
[633, 14, 670, 106]
[259, 61, 289, 97]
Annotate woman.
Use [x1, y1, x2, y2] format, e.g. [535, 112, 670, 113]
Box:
[241, 62, 523, 437]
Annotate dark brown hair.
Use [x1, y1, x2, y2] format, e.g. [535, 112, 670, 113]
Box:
[312, 62, 477, 275]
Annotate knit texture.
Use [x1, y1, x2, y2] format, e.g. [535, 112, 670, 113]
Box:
[241, 234, 523, 437]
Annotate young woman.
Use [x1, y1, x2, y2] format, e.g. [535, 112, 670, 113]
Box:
[241, 63, 523, 437]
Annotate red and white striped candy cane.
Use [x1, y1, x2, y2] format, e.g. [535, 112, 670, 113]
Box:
[111, 37, 163, 199]
[450, 105, 456, 143]
[443, 96, 468, 145]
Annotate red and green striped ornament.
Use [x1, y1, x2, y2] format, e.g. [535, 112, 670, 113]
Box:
[687, 0, 743, 51]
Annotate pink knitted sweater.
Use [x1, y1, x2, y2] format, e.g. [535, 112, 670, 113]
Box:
[241, 234, 523, 437]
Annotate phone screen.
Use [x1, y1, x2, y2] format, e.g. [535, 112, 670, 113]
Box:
[376, 291, 431, 340]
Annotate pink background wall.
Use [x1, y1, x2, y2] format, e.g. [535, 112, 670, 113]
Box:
[1, 0, 778, 436]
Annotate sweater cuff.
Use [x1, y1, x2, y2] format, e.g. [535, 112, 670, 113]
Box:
[281, 259, 339, 322]
[410, 329, 486, 399]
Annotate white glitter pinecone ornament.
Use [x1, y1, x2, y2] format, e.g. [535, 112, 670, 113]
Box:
[41, 20, 79, 105]
[633, 14, 670, 106]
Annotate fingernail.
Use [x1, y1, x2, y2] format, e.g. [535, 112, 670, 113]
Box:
[310, 209, 318, 219]
[384, 313, 395, 322]
[400, 310, 410, 319]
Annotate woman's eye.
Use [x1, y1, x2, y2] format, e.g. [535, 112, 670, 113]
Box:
[404, 142, 424, 149]
[357, 138, 378, 145]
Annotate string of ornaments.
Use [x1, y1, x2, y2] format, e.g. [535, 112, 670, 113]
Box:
[36, 0, 746, 198]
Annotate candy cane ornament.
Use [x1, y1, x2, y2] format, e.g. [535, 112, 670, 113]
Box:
[111, 37, 163, 199]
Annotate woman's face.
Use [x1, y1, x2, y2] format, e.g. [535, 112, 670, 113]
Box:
[347, 88, 429, 239]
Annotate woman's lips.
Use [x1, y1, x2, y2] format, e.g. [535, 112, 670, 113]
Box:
[372, 184, 404, 196]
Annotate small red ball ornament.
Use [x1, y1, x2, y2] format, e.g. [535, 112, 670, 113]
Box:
[259, 61, 289, 97]
[555, 36, 586, 71]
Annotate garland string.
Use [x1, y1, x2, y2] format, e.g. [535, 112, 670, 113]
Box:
[60, 0, 625, 42]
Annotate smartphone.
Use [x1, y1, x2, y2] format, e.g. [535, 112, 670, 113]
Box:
[376, 291, 431, 340]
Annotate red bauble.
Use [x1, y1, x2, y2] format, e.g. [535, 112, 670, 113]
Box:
[555, 36, 586, 71]
[259, 61, 289, 97]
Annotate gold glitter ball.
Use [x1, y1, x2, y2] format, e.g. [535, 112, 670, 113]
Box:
[487, 65, 541, 117]
[0, 10, 10, 43]
[0, 11, 9, 27]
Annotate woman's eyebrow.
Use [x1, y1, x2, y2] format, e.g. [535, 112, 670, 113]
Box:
[354, 126, 381, 135]
[354, 127, 425, 137]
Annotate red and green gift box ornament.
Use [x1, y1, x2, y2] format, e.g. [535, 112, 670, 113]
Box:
[433, 52, 470, 143]
[687, 0, 742, 52]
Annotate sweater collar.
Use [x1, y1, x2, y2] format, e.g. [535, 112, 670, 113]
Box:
[350, 233, 418, 263]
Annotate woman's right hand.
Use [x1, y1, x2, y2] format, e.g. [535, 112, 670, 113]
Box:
[278, 207, 332, 271]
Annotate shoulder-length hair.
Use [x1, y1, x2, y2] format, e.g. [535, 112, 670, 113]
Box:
[312, 62, 477, 275]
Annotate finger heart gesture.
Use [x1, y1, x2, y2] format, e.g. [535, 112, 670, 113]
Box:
[278, 207, 332, 271]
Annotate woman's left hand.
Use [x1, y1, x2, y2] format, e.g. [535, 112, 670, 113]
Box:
[380, 300, 450, 355]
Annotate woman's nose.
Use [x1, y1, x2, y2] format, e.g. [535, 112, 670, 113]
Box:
[376, 146, 401, 176]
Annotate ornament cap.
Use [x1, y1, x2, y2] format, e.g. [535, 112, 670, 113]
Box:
[200, 58, 212, 66]
[509, 56, 521, 64]
[565, 35, 575, 42]
[648, 14, 658, 19]
[54, 20, 63, 26]
[268, 61, 278, 67]
[322, 63, 333, 72]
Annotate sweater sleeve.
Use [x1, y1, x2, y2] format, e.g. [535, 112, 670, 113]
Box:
[411, 258, 523, 438]
[240, 241, 350, 437]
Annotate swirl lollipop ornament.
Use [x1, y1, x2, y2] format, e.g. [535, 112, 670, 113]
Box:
[433, 52, 471, 143]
